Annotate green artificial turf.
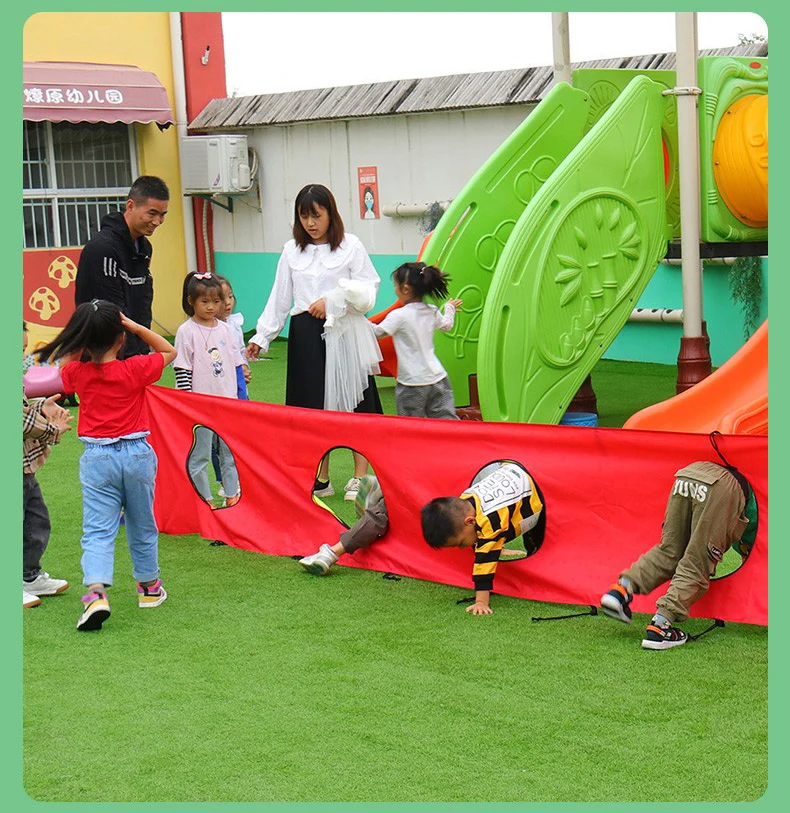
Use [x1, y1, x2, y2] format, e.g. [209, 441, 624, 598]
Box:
[23, 344, 767, 802]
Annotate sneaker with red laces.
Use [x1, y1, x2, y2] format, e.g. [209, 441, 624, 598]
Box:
[600, 583, 633, 623]
[642, 623, 688, 650]
[77, 591, 111, 631]
[137, 579, 168, 608]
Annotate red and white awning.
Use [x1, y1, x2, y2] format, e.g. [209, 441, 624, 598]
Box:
[23, 61, 175, 127]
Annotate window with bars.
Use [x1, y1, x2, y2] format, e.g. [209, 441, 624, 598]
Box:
[23, 121, 137, 249]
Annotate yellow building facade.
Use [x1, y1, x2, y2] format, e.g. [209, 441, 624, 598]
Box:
[23, 12, 189, 346]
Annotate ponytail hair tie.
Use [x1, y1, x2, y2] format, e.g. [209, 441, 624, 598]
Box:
[194, 272, 212, 280]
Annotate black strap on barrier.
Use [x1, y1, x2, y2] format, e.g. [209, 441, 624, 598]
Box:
[209, 540, 228, 547]
[688, 619, 725, 641]
[532, 606, 599, 622]
[382, 573, 401, 581]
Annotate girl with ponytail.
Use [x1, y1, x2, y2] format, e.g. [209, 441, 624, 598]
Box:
[373, 262, 462, 419]
[36, 300, 176, 631]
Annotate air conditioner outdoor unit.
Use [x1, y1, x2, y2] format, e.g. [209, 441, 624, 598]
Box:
[181, 135, 251, 195]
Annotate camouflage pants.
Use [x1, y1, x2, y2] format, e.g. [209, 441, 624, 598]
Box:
[339, 477, 389, 554]
[621, 461, 748, 623]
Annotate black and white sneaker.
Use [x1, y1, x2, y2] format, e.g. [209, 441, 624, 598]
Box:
[600, 583, 633, 624]
[641, 624, 688, 650]
[312, 479, 334, 498]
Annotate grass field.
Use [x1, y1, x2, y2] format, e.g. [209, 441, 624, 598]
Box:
[23, 345, 768, 802]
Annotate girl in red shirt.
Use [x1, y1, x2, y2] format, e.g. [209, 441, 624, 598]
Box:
[37, 300, 176, 632]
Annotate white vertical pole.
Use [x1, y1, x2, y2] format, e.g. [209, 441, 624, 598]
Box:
[551, 12, 572, 86]
[170, 12, 198, 275]
[674, 12, 703, 338]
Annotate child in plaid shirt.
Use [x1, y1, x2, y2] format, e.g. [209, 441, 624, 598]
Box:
[23, 322, 73, 608]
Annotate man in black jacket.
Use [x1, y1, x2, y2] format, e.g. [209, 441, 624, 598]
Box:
[75, 176, 170, 358]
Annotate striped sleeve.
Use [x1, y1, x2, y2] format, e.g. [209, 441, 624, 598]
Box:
[174, 368, 193, 391]
[466, 495, 510, 592]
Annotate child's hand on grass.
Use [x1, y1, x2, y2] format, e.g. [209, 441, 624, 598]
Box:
[466, 601, 493, 615]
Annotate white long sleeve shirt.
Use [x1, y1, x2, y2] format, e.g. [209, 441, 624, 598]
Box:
[250, 234, 380, 353]
[374, 301, 457, 386]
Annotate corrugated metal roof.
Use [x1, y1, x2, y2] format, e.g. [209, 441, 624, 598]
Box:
[189, 43, 767, 131]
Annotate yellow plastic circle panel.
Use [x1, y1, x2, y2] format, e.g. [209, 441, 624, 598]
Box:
[713, 94, 768, 228]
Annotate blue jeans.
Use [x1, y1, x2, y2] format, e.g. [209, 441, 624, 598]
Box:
[188, 426, 240, 501]
[79, 437, 160, 587]
[236, 365, 249, 400]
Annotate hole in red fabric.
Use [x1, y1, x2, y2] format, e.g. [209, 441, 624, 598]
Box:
[186, 424, 241, 510]
[310, 447, 386, 530]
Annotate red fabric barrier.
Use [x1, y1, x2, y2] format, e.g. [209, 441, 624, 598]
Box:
[146, 386, 768, 626]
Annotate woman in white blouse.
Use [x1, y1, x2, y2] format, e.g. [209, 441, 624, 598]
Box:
[246, 184, 382, 500]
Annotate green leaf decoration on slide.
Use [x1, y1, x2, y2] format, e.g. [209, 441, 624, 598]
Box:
[478, 76, 669, 424]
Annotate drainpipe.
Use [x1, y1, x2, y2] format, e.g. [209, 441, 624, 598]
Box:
[551, 13, 572, 86]
[673, 12, 711, 392]
[170, 12, 198, 275]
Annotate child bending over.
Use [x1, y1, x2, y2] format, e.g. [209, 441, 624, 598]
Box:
[298, 475, 388, 574]
[421, 462, 545, 614]
[600, 460, 757, 650]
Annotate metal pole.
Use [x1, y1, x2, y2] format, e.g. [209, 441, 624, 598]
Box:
[551, 12, 572, 86]
[673, 11, 711, 391]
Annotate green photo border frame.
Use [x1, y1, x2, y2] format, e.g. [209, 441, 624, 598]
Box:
[3, 3, 782, 811]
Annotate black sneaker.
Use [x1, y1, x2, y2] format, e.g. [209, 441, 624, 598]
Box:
[641, 624, 688, 650]
[600, 583, 632, 623]
[76, 591, 110, 632]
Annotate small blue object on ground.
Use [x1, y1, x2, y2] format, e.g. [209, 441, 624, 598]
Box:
[559, 412, 598, 427]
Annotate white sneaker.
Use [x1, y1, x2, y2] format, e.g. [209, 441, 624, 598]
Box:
[344, 477, 361, 501]
[298, 544, 339, 575]
[24, 572, 69, 597]
[217, 486, 226, 499]
[23, 590, 41, 608]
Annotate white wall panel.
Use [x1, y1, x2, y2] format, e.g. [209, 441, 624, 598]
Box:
[212, 105, 535, 257]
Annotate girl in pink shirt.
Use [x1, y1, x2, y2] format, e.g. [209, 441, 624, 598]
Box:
[174, 272, 243, 507]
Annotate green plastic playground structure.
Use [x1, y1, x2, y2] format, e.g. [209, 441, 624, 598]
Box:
[421, 55, 767, 424]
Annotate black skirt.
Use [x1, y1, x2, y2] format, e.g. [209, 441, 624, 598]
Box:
[286, 311, 383, 414]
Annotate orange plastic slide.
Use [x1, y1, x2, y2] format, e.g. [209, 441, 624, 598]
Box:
[624, 320, 767, 435]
